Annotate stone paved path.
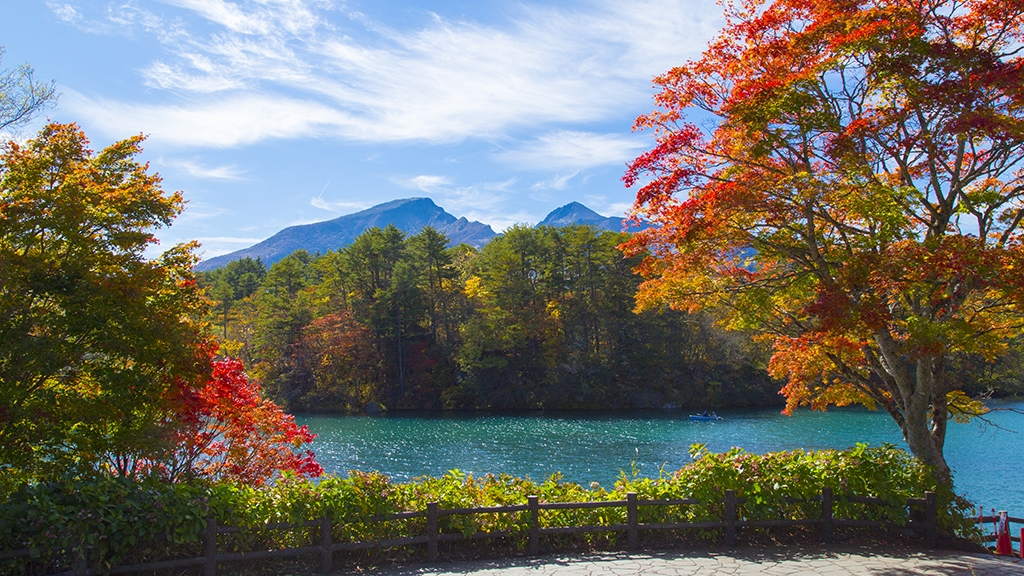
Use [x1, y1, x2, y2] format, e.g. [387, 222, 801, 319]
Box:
[369, 547, 1024, 575]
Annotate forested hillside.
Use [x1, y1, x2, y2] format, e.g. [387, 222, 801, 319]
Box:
[202, 223, 1024, 413]
[200, 224, 782, 412]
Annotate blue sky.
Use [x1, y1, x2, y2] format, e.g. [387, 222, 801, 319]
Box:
[1, 0, 722, 259]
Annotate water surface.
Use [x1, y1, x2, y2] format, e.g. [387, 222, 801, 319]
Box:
[298, 399, 1024, 513]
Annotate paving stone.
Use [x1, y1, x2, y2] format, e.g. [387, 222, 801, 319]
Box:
[365, 546, 1024, 576]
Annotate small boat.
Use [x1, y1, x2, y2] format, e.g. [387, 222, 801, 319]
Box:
[689, 412, 723, 421]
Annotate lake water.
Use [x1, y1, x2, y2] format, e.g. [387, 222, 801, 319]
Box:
[297, 398, 1024, 514]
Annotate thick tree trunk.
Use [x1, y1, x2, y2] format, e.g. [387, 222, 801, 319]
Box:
[902, 397, 951, 485]
[873, 331, 952, 485]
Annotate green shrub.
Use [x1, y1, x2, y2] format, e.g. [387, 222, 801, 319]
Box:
[0, 444, 975, 574]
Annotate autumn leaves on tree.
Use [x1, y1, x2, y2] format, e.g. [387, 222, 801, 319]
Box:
[0, 124, 320, 488]
[625, 0, 1024, 482]
[3, 0, 1022, 493]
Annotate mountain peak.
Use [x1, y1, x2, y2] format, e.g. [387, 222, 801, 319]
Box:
[370, 197, 438, 210]
[196, 197, 495, 271]
[538, 202, 622, 231]
[542, 202, 602, 223]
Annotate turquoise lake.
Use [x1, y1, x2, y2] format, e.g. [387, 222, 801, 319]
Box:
[297, 398, 1024, 514]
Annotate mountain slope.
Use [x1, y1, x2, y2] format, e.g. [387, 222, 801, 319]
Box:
[538, 201, 642, 232]
[196, 198, 496, 271]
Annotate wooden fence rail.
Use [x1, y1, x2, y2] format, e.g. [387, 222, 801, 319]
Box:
[4, 488, 947, 576]
[978, 514, 1024, 546]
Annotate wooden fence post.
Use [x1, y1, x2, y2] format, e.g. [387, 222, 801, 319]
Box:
[724, 490, 737, 547]
[320, 511, 333, 574]
[426, 502, 439, 562]
[925, 491, 937, 548]
[626, 492, 638, 551]
[528, 495, 540, 555]
[203, 517, 217, 576]
[821, 487, 833, 544]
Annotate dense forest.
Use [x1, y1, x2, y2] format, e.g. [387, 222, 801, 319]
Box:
[200, 224, 1024, 414]
[199, 224, 782, 412]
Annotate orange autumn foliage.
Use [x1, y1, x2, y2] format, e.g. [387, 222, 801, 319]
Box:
[625, 0, 1024, 482]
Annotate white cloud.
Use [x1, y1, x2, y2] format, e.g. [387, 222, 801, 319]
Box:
[143, 61, 246, 92]
[54, 0, 719, 146]
[163, 0, 323, 35]
[163, 158, 245, 179]
[47, 2, 80, 23]
[160, 0, 271, 35]
[195, 235, 265, 244]
[499, 131, 647, 171]
[106, 3, 164, 30]
[582, 194, 633, 218]
[487, 211, 543, 233]
[62, 90, 358, 147]
[311, 197, 373, 212]
[531, 170, 580, 191]
[48, 1, 168, 36]
[391, 175, 453, 192]
[192, 236, 267, 258]
[383, 174, 534, 230]
[438, 183, 538, 231]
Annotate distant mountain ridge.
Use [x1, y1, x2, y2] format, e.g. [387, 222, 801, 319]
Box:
[538, 201, 628, 231]
[196, 198, 495, 271]
[196, 198, 636, 271]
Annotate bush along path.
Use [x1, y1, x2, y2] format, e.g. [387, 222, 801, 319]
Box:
[0, 444, 980, 574]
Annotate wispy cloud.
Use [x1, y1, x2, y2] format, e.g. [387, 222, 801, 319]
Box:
[531, 170, 579, 190]
[386, 174, 534, 230]
[391, 175, 453, 192]
[583, 194, 632, 217]
[50, 0, 720, 147]
[62, 90, 356, 147]
[163, 0, 323, 36]
[47, 2, 79, 23]
[163, 158, 245, 179]
[311, 197, 373, 212]
[436, 182, 538, 231]
[193, 236, 268, 258]
[49, 1, 167, 35]
[195, 235, 266, 244]
[499, 131, 647, 171]
[175, 200, 230, 224]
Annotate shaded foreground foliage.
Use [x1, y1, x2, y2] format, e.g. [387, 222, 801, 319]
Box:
[1, 445, 974, 574]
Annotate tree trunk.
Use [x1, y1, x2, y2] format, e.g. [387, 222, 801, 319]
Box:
[902, 397, 951, 485]
[873, 331, 952, 485]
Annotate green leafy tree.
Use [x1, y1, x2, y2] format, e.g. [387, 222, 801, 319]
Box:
[208, 256, 266, 338]
[291, 312, 383, 411]
[0, 123, 209, 485]
[408, 226, 460, 346]
[457, 226, 557, 408]
[251, 251, 318, 408]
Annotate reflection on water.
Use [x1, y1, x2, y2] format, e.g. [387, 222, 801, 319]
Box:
[297, 399, 1023, 513]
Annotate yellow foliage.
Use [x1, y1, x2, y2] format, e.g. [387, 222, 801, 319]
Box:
[945, 390, 989, 424]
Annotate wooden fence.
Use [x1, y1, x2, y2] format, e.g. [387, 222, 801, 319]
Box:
[3, 488, 941, 576]
[978, 512, 1024, 550]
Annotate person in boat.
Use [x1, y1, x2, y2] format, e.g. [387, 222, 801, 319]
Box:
[711, 412, 718, 419]
[701, 410, 709, 417]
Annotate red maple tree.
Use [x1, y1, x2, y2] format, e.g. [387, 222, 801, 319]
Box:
[164, 356, 323, 485]
[625, 0, 1024, 482]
